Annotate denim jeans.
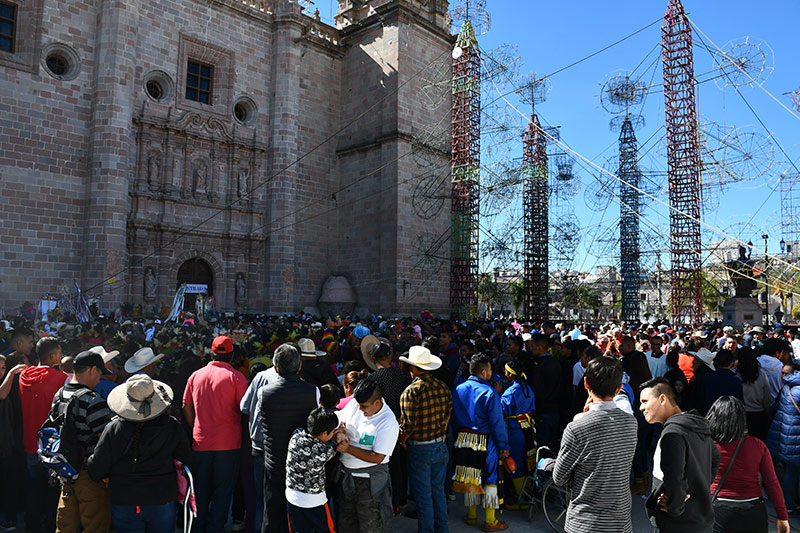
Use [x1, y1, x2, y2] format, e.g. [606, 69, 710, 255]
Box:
[26, 452, 59, 533]
[253, 455, 264, 532]
[191, 449, 240, 533]
[782, 462, 799, 512]
[406, 441, 449, 533]
[111, 502, 176, 533]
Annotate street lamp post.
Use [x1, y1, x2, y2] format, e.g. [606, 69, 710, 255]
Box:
[762, 234, 769, 325]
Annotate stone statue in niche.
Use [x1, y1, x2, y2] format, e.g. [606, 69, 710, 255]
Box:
[235, 273, 247, 304]
[193, 159, 208, 196]
[237, 167, 249, 199]
[147, 153, 160, 191]
[143, 267, 158, 300]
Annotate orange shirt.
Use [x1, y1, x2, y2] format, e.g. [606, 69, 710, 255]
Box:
[677, 352, 695, 382]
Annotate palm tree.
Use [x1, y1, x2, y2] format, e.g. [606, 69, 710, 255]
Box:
[507, 280, 526, 317]
[478, 273, 500, 318]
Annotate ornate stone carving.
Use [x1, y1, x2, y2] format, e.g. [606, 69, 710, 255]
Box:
[235, 272, 247, 303]
[237, 167, 249, 198]
[143, 266, 158, 300]
[147, 152, 161, 191]
[193, 159, 209, 198]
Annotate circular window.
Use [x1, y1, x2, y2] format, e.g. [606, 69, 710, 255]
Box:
[46, 55, 68, 76]
[146, 80, 162, 100]
[232, 96, 258, 125]
[143, 70, 175, 103]
[41, 43, 81, 81]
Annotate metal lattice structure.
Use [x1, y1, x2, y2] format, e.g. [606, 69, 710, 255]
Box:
[450, 20, 481, 320]
[522, 113, 549, 321]
[662, 0, 703, 324]
[781, 171, 800, 246]
[618, 116, 642, 322]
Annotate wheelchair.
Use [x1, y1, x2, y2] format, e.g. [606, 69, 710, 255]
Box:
[514, 446, 570, 532]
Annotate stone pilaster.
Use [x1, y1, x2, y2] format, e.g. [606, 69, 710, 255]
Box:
[83, 0, 139, 307]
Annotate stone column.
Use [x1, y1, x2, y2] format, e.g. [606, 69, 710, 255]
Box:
[265, 1, 304, 314]
[83, 0, 138, 309]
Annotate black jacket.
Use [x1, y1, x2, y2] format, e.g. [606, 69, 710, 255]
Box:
[530, 354, 561, 414]
[87, 413, 191, 506]
[260, 373, 318, 477]
[645, 411, 720, 532]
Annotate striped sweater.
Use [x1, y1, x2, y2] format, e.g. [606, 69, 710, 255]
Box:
[56, 383, 111, 465]
[553, 401, 637, 533]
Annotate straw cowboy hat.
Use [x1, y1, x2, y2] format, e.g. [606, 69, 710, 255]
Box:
[298, 338, 326, 357]
[360, 335, 380, 370]
[89, 345, 120, 364]
[399, 345, 442, 371]
[107, 374, 173, 422]
[124, 347, 165, 374]
[688, 347, 716, 371]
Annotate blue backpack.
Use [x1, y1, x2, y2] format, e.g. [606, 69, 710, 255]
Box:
[37, 387, 92, 483]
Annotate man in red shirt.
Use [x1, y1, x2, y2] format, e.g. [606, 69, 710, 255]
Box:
[183, 336, 247, 533]
[19, 336, 67, 533]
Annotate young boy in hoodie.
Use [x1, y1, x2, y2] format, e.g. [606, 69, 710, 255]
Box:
[285, 407, 347, 532]
[19, 336, 68, 533]
[639, 377, 720, 533]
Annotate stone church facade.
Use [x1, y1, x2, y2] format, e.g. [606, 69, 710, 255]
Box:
[0, 0, 453, 315]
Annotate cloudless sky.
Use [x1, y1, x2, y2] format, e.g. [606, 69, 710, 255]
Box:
[315, 1, 800, 274]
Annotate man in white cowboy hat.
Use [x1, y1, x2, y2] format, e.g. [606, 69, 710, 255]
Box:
[297, 338, 339, 389]
[398, 345, 452, 533]
[451, 353, 510, 531]
[124, 347, 165, 378]
[89, 345, 120, 399]
[87, 374, 191, 532]
[182, 336, 247, 533]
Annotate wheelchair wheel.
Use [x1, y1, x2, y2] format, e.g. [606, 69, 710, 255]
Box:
[527, 502, 538, 522]
[541, 478, 569, 532]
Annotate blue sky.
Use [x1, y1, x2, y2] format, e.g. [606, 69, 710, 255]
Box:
[315, 1, 800, 274]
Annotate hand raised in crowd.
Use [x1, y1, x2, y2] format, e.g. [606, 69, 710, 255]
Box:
[9, 363, 28, 375]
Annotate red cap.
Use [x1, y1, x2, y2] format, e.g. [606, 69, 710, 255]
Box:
[212, 336, 234, 354]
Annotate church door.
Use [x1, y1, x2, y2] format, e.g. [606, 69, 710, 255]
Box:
[176, 258, 214, 310]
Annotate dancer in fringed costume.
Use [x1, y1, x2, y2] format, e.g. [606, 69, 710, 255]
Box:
[452, 353, 510, 531]
[500, 359, 536, 509]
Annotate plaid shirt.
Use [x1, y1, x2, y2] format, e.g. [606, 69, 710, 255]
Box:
[400, 371, 452, 441]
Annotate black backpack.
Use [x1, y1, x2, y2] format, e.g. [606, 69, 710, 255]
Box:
[37, 387, 93, 482]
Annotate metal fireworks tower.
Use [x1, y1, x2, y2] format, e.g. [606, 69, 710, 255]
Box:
[522, 113, 549, 321]
[450, 20, 481, 320]
[618, 116, 641, 322]
[662, 0, 702, 324]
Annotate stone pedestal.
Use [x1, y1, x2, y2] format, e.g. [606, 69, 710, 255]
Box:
[721, 297, 764, 328]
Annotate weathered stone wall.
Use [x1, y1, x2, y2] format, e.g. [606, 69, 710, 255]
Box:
[0, 0, 450, 315]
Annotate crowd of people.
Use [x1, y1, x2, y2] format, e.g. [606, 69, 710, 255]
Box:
[0, 311, 799, 533]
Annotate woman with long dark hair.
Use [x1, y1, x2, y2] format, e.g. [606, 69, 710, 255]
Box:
[706, 396, 789, 533]
[735, 347, 772, 441]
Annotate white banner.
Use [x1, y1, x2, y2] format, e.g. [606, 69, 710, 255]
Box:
[185, 284, 208, 294]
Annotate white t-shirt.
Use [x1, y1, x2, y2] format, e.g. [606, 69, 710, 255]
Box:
[572, 361, 585, 387]
[286, 487, 326, 508]
[337, 399, 399, 470]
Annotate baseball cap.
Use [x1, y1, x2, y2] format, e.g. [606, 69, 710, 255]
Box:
[73, 350, 112, 374]
[212, 336, 234, 354]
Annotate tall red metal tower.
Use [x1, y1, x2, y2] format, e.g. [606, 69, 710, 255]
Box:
[450, 20, 481, 320]
[522, 114, 548, 321]
[662, 0, 702, 324]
